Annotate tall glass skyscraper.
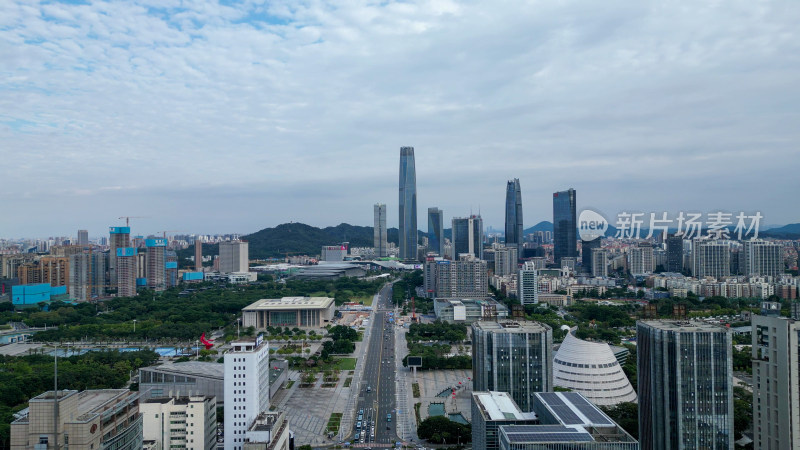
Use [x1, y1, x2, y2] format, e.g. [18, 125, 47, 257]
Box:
[398, 147, 418, 261]
[504, 179, 523, 256]
[472, 321, 553, 412]
[553, 188, 576, 265]
[427, 207, 444, 256]
[637, 321, 733, 450]
[374, 203, 388, 257]
[452, 215, 483, 260]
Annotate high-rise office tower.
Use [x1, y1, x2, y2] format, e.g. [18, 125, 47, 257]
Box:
[628, 242, 654, 275]
[427, 207, 444, 257]
[740, 239, 783, 278]
[219, 240, 249, 273]
[553, 189, 577, 266]
[581, 238, 601, 274]
[517, 265, 538, 305]
[472, 321, 553, 412]
[494, 245, 518, 277]
[195, 237, 203, 271]
[224, 335, 271, 450]
[145, 238, 167, 291]
[108, 226, 131, 287]
[398, 146, 418, 261]
[666, 234, 684, 272]
[69, 250, 106, 301]
[374, 203, 388, 257]
[637, 321, 733, 450]
[752, 307, 800, 449]
[591, 249, 609, 277]
[452, 215, 484, 260]
[77, 229, 89, 246]
[116, 247, 137, 298]
[505, 179, 523, 256]
[692, 239, 731, 279]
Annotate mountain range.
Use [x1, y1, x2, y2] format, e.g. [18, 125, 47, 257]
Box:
[183, 220, 800, 260]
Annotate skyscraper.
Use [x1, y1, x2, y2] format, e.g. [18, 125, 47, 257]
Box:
[692, 239, 731, 279]
[108, 226, 131, 288]
[628, 242, 654, 275]
[219, 240, 249, 273]
[224, 336, 271, 450]
[504, 179, 523, 256]
[637, 320, 733, 450]
[452, 215, 484, 260]
[116, 247, 137, 298]
[553, 189, 577, 266]
[69, 250, 106, 301]
[374, 203, 388, 257]
[751, 307, 800, 449]
[740, 239, 783, 278]
[145, 238, 167, 291]
[398, 146, 418, 261]
[666, 234, 684, 272]
[517, 264, 538, 305]
[195, 237, 203, 271]
[77, 229, 89, 246]
[472, 321, 553, 412]
[581, 238, 601, 274]
[427, 207, 444, 256]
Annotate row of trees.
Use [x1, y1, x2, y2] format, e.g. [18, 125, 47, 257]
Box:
[403, 343, 471, 370]
[417, 416, 471, 444]
[406, 320, 467, 342]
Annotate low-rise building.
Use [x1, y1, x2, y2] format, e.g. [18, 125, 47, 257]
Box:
[242, 296, 335, 329]
[11, 389, 142, 450]
[242, 411, 291, 450]
[139, 362, 225, 405]
[141, 395, 217, 450]
[434, 298, 509, 323]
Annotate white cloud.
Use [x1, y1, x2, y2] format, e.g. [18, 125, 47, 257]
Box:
[0, 0, 798, 237]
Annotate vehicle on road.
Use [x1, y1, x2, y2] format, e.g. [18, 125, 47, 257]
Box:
[387, 413, 391, 422]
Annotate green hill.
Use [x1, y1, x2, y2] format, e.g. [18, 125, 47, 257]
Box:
[180, 222, 427, 260]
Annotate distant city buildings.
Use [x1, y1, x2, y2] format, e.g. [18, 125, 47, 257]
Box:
[740, 239, 783, 278]
[472, 320, 553, 412]
[224, 336, 271, 450]
[428, 255, 489, 299]
[628, 242, 654, 275]
[69, 250, 106, 301]
[692, 239, 732, 279]
[398, 146, 418, 261]
[517, 263, 538, 305]
[321, 245, 347, 262]
[77, 229, 89, 246]
[452, 215, 484, 260]
[108, 226, 131, 288]
[219, 240, 249, 274]
[195, 237, 203, 271]
[504, 179, 523, 256]
[493, 245, 518, 277]
[666, 234, 684, 272]
[581, 238, 601, 275]
[145, 238, 167, 291]
[427, 207, 444, 257]
[553, 188, 577, 266]
[373, 203, 388, 257]
[116, 247, 138, 298]
[637, 320, 733, 450]
[591, 249, 609, 277]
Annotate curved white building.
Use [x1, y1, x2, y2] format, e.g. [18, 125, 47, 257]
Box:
[553, 330, 637, 406]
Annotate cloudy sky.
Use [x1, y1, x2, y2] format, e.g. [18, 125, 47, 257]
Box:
[2, 0, 799, 238]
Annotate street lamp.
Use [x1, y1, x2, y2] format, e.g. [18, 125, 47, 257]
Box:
[133, 319, 137, 333]
[236, 318, 241, 339]
[195, 340, 199, 358]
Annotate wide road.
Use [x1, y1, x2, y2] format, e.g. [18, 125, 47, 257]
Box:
[349, 283, 397, 448]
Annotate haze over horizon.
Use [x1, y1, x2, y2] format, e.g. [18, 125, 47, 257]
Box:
[2, 0, 799, 237]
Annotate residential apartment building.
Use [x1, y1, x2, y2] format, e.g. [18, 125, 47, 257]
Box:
[141, 395, 217, 450]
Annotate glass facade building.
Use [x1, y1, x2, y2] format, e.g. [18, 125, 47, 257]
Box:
[505, 179, 523, 256]
[553, 189, 576, 266]
[398, 147, 418, 261]
[472, 321, 553, 412]
[452, 215, 484, 260]
[427, 207, 444, 256]
[637, 320, 733, 450]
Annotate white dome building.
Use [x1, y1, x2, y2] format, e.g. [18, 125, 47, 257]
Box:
[553, 330, 637, 406]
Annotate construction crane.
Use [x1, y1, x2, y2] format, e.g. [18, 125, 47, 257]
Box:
[118, 216, 148, 227]
[158, 230, 186, 239]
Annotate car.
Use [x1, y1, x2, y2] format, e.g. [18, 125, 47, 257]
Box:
[359, 409, 364, 414]
[357, 421, 362, 429]
[358, 414, 363, 421]
[355, 432, 360, 440]
[367, 386, 372, 392]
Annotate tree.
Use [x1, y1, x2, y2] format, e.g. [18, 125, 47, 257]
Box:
[600, 402, 638, 438]
[417, 416, 470, 444]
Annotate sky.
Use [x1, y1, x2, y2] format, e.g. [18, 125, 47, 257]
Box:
[1, 0, 799, 239]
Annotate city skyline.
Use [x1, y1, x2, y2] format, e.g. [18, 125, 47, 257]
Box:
[2, 1, 799, 237]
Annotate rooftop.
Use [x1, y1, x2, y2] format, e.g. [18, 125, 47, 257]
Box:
[473, 320, 551, 333]
[144, 395, 214, 405]
[536, 392, 614, 427]
[638, 319, 731, 333]
[243, 296, 335, 310]
[141, 361, 224, 380]
[499, 424, 594, 444]
[473, 391, 537, 422]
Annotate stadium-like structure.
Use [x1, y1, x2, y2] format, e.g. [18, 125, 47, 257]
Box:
[553, 329, 638, 406]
